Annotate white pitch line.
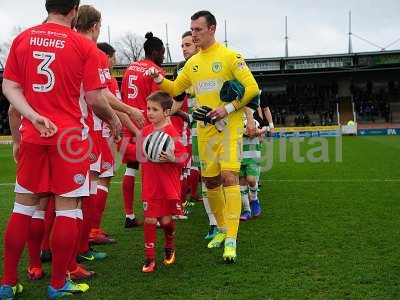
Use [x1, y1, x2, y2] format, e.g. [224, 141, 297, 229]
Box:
[1, 178, 399, 187]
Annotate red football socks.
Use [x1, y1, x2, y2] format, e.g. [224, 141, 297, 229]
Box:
[189, 169, 200, 199]
[143, 223, 157, 260]
[162, 220, 176, 249]
[122, 172, 135, 216]
[79, 196, 94, 254]
[92, 185, 109, 229]
[41, 197, 55, 251]
[28, 211, 45, 269]
[50, 213, 78, 289]
[2, 207, 35, 285]
[68, 210, 82, 272]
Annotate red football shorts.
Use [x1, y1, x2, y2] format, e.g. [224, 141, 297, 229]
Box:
[15, 141, 90, 197]
[89, 131, 101, 173]
[97, 133, 114, 178]
[142, 198, 179, 218]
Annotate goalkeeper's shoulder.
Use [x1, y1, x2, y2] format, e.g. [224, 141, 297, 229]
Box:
[224, 47, 245, 63]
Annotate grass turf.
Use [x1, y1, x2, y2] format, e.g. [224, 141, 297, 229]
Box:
[0, 136, 399, 299]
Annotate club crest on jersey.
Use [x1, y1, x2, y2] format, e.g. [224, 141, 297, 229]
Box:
[73, 174, 86, 185]
[143, 202, 148, 211]
[192, 65, 199, 72]
[212, 62, 222, 73]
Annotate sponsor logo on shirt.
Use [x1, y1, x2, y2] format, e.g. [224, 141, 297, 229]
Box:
[128, 64, 148, 73]
[212, 62, 222, 73]
[195, 79, 222, 94]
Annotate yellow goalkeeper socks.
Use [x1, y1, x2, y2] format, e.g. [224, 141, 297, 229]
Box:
[223, 185, 241, 239]
[207, 185, 226, 231]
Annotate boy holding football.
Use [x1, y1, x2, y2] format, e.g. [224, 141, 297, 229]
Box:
[133, 91, 187, 272]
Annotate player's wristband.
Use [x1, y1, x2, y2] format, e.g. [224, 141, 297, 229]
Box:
[224, 103, 236, 114]
[269, 122, 274, 129]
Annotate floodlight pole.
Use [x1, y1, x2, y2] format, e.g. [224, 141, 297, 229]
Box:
[348, 11, 353, 54]
[165, 23, 172, 63]
[224, 20, 228, 47]
[285, 16, 289, 57]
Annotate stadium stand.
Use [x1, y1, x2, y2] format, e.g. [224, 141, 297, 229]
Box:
[1, 50, 400, 133]
[0, 88, 10, 135]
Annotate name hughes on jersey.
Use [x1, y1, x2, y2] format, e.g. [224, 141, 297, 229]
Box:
[30, 37, 65, 49]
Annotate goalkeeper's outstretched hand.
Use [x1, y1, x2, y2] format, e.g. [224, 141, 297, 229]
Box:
[144, 67, 164, 84]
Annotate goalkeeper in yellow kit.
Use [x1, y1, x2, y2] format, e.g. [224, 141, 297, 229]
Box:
[146, 10, 259, 263]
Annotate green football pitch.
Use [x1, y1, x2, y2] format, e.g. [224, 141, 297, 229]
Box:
[0, 136, 399, 299]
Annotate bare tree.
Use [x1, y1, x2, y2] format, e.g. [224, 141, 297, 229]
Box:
[115, 32, 145, 64]
[0, 26, 24, 68]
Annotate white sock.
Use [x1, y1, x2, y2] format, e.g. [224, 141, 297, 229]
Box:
[56, 209, 77, 219]
[13, 202, 36, 217]
[240, 185, 251, 212]
[126, 214, 135, 219]
[202, 192, 217, 226]
[225, 237, 237, 248]
[249, 182, 258, 201]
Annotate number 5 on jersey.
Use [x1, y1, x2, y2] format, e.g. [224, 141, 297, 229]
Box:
[32, 51, 56, 93]
[128, 75, 138, 99]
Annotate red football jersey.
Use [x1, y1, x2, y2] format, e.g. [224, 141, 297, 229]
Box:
[108, 77, 121, 100]
[170, 95, 189, 145]
[4, 22, 105, 145]
[102, 76, 121, 137]
[90, 49, 112, 133]
[121, 59, 165, 119]
[140, 123, 187, 200]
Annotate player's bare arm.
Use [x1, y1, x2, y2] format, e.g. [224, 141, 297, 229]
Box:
[263, 106, 275, 134]
[244, 107, 257, 137]
[2, 79, 58, 138]
[8, 105, 21, 163]
[115, 110, 140, 136]
[103, 88, 145, 128]
[170, 99, 184, 115]
[86, 89, 122, 140]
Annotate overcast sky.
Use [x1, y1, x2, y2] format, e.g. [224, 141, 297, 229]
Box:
[1, 0, 400, 62]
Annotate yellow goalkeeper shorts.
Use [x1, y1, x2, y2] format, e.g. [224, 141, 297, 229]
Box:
[197, 119, 244, 177]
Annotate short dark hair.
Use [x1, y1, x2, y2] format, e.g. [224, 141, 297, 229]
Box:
[97, 42, 115, 57]
[182, 31, 192, 39]
[143, 32, 164, 57]
[191, 10, 217, 27]
[147, 91, 172, 111]
[45, 0, 80, 16]
[75, 5, 101, 33]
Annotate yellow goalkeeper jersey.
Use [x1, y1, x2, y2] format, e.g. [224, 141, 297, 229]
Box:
[160, 42, 259, 133]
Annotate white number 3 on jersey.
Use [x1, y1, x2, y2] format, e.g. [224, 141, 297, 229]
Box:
[32, 51, 56, 93]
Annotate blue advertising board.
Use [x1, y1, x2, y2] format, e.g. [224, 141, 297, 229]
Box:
[274, 131, 339, 138]
[357, 128, 400, 136]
